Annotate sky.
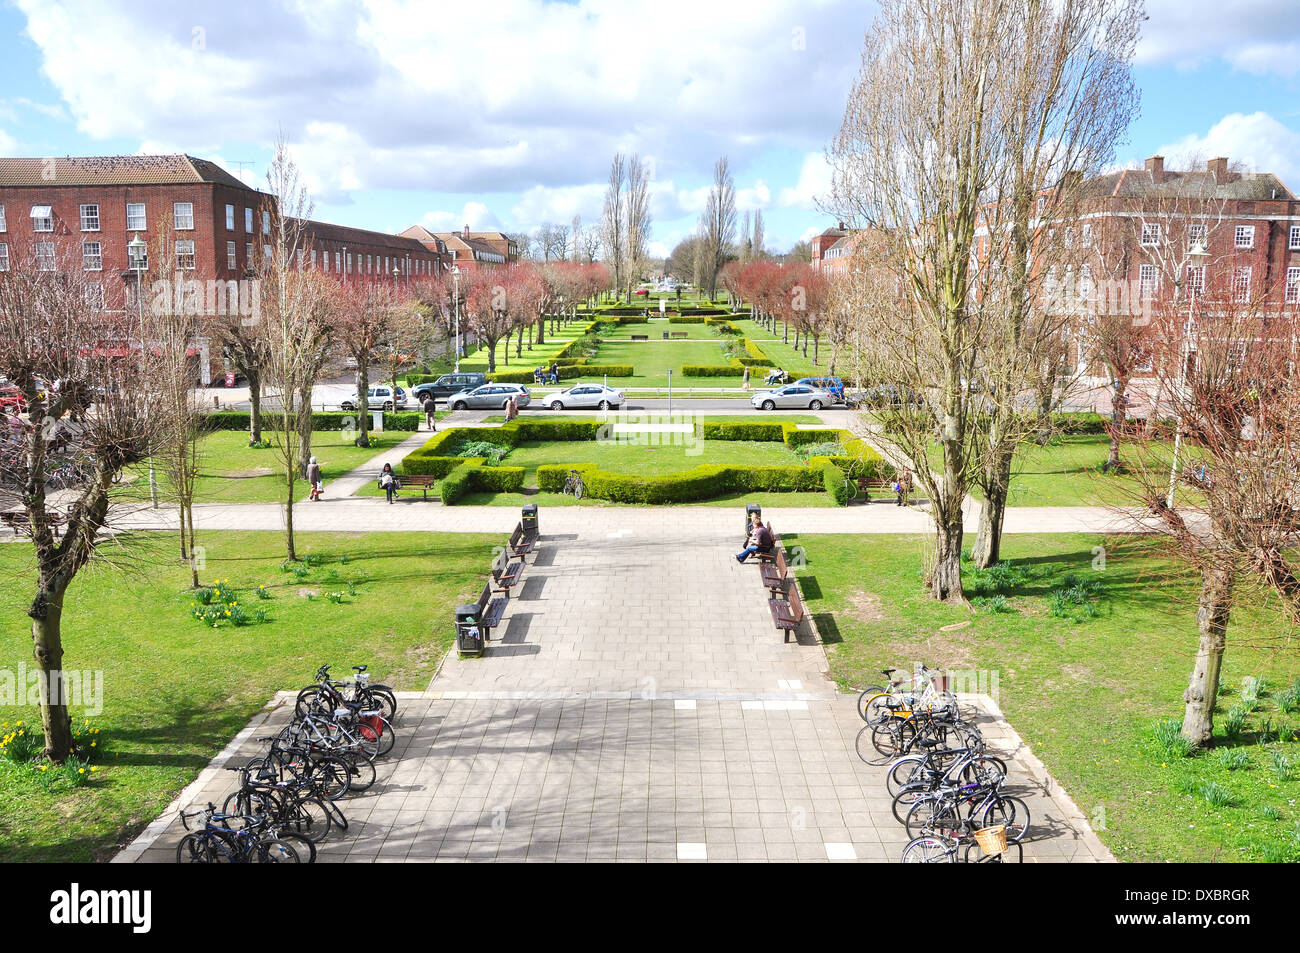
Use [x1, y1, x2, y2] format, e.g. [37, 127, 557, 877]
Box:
[1, 0, 1299, 259]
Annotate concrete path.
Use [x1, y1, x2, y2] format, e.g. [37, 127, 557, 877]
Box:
[119, 519, 1113, 864]
[324, 430, 434, 498]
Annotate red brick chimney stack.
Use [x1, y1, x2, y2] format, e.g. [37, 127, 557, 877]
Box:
[1208, 157, 1228, 184]
[1145, 155, 1165, 184]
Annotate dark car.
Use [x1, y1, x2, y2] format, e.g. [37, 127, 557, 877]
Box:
[411, 372, 489, 405]
[859, 383, 925, 409]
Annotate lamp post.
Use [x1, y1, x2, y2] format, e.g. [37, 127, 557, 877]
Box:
[1167, 241, 1210, 509]
[452, 265, 461, 372]
[128, 233, 159, 508]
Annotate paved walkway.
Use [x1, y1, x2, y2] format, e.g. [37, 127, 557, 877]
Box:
[119, 520, 1113, 863]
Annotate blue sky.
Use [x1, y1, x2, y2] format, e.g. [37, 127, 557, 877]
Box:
[2, 0, 1298, 257]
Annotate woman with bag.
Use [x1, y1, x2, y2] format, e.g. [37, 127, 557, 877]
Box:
[307, 456, 323, 501]
[379, 462, 401, 504]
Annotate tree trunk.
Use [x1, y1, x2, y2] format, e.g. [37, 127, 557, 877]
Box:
[813, 334, 819, 365]
[356, 363, 371, 445]
[30, 575, 76, 762]
[248, 370, 263, 444]
[1181, 564, 1233, 745]
[486, 339, 497, 372]
[536, 314, 545, 347]
[284, 476, 297, 561]
[931, 519, 965, 604]
[297, 382, 314, 478]
[1103, 374, 1126, 471]
[1035, 388, 1053, 445]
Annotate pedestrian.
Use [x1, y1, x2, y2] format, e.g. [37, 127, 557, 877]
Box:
[735, 514, 774, 563]
[549, 361, 559, 385]
[306, 456, 323, 501]
[742, 365, 750, 391]
[896, 467, 913, 506]
[379, 462, 400, 504]
[422, 394, 437, 431]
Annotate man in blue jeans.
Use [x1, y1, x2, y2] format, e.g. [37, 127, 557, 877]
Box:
[735, 515, 774, 563]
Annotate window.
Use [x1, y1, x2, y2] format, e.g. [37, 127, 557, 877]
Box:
[264, 245, 271, 264]
[226, 204, 235, 230]
[367, 254, 373, 274]
[1141, 222, 1161, 246]
[0, 205, 6, 232]
[227, 241, 237, 270]
[1064, 227, 1074, 249]
[323, 250, 330, 270]
[1139, 263, 1158, 298]
[1081, 223, 1093, 248]
[1036, 196, 1045, 215]
[82, 241, 102, 271]
[126, 202, 146, 231]
[0, 243, 8, 271]
[262, 211, 270, 235]
[174, 202, 194, 230]
[1235, 225, 1254, 249]
[245, 208, 253, 232]
[1290, 226, 1300, 251]
[311, 249, 317, 268]
[1233, 266, 1251, 302]
[31, 205, 53, 232]
[1079, 264, 1092, 300]
[36, 242, 56, 271]
[128, 241, 148, 271]
[1187, 223, 1207, 250]
[176, 240, 196, 270]
[84, 283, 104, 310]
[80, 204, 100, 231]
[245, 243, 254, 268]
[1287, 266, 1300, 304]
[1186, 264, 1205, 296]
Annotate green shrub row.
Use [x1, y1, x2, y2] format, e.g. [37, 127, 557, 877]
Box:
[202, 410, 422, 432]
[681, 363, 744, 377]
[536, 462, 824, 503]
[822, 461, 849, 505]
[439, 460, 527, 505]
[667, 315, 705, 324]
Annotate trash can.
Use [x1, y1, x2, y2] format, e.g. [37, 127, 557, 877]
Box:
[745, 503, 762, 540]
[662, 331, 669, 340]
[455, 603, 484, 657]
[521, 503, 538, 536]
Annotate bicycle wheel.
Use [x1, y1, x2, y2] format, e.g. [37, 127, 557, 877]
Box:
[176, 832, 218, 864]
[360, 685, 398, 721]
[900, 835, 958, 863]
[294, 686, 333, 721]
[957, 755, 1008, 787]
[964, 839, 1023, 863]
[343, 753, 377, 793]
[870, 719, 916, 763]
[251, 838, 301, 863]
[573, 479, 584, 500]
[855, 686, 884, 721]
[276, 831, 318, 864]
[976, 794, 1030, 844]
[885, 756, 930, 797]
[891, 784, 936, 826]
[904, 798, 963, 840]
[309, 754, 352, 800]
[284, 795, 333, 844]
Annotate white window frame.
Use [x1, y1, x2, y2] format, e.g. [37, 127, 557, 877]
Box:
[84, 282, 105, 310]
[1186, 264, 1205, 296]
[79, 203, 100, 232]
[1139, 263, 1158, 298]
[1235, 225, 1255, 249]
[1140, 222, 1161, 247]
[225, 205, 235, 230]
[1081, 223, 1093, 248]
[245, 242, 254, 268]
[126, 202, 147, 231]
[0, 242, 8, 272]
[174, 202, 194, 230]
[1290, 225, 1300, 251]
[227, 241, 237, 270]
[31, 205, 54, 232]
[36, 241, 56, 271]
[1287, 266, 1300, 305]
[0, 205, 6, 232]
[262, 211, 271, 236]
[245, 208, 253, 233]
[176, 240, 196, 270]
[1233, 266, 1251, 302]
[1187, 223, 1207, 250]
[82, 241, 102, 271]
[323, 250, 330, 270]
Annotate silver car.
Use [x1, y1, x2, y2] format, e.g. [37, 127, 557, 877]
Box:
[446, 383, 532, 411]
[750, 384, 833, 411]
[540, 383, 625, 410]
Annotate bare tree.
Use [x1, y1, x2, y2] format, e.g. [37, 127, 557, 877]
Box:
[752, 209, 765, 262]
[624, 155, 653, 301]
[0, 246, 174, 761]
[699, 156, 737, 300]
[334, 279, 409, 446]
[216, 319, 269, 444]
[601, 154, 627, 301]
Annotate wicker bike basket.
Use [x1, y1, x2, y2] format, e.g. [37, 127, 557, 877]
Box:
[973, 824, 1008, 855]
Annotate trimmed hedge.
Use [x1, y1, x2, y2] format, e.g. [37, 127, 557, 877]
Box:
[701, 421, 786, 441]
[538, 462, 822, 503]
[681, 363, 743, 377]
[201, 410, 422, 432]
[439, 460, 527, 505]
[488, 364, 633, 384]
[822, 461, 849, 506]
[667, 315, 706, 324]
[1052, 411, 1109, 435]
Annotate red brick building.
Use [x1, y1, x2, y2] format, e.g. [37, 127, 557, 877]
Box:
[399, 224, 518, 272]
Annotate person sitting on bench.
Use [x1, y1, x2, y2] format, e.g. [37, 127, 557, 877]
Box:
[735, 513, 774, 564]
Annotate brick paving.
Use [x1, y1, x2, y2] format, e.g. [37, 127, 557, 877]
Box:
[119, 516, 1113, 864]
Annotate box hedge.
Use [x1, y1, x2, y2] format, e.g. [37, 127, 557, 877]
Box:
[201, 410, 422, 432]
[439, 460, 527, 505]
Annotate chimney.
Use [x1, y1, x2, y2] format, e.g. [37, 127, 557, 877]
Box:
[1208, 157, 1228, 184]
[463, 224, 470, 239]
[1145, 155, 1165, 184]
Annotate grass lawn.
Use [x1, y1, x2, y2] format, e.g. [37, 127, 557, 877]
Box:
[482, 413, 823, 425]
[0, 530, 501, 862]
[112, 429, 415, 505]
[792, 531, 1300, 862]
[406, 322, 590, 381]
[730, 318, 834, 380]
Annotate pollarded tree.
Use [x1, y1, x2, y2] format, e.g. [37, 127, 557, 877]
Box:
[333, 278, 411, 446]
[463, 268, 512, 372]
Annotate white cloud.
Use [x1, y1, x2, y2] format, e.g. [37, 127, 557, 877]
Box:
[12, 0, 867, 199]
[1138, 1, 1300, 77]
[0, 128, 17, 154]
[778, 152, 832, 209]
[419, 202, 503, 233]
[1152, 112, 1300, 190]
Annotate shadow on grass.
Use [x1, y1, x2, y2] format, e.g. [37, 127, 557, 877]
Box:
[812, 612, 843, 645]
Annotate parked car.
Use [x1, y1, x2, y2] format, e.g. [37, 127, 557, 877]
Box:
[859, 383, 925, 409]
[410, 372, 489, 405]
[750, 384, 834, 411]
[795, 376, 846, 401]
[341, 384, 408, 411]
[539, 383, 625, 411]
[0, 385, 26, 414]
[446, 383, 532, 411]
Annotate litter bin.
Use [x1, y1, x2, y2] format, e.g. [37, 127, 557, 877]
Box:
[662, 331, 669, 340]
[745, 502, 762, 541]
[521, 503, 538, 536]
[455, 603, 484, 657]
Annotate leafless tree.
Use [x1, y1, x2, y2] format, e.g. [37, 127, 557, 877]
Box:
[624, 155, 653, 300]
[601, 154, 627, 300]
[699, 156, 737, 300]
[752, 209, 765, 262]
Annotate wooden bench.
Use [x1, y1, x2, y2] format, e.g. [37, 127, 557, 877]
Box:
[399, 473, 440, 500]
[856, 476, 899, 501]
[769, 579, 806, 643]
[760, 545, 789, 591]
[1, 509, 63, 538]
[630, 334, 648, 341]
[508, 521, 536, 560]
[491, 547, 524, 594]
[475, 579, 509, 639]
[670, 331, 689, 339]
[756, 521, 778, 564]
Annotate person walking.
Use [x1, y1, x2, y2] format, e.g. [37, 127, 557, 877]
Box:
[896, 467, 913, 506]
[422, 394, 437, 431]
[379, 462, 401, 504]
[306, 456, 323, 501]
[742, 365, 750, 391]
[548, 361, 559, 385]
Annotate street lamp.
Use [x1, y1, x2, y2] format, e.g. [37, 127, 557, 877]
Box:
[452, 265, 461, 372]
[127, 233, 159, 509]
[1166, 240, 1210, 509]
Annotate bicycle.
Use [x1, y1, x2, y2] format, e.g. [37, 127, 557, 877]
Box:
[562, 468, 585, 500]
[175, 803, 301, 864]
